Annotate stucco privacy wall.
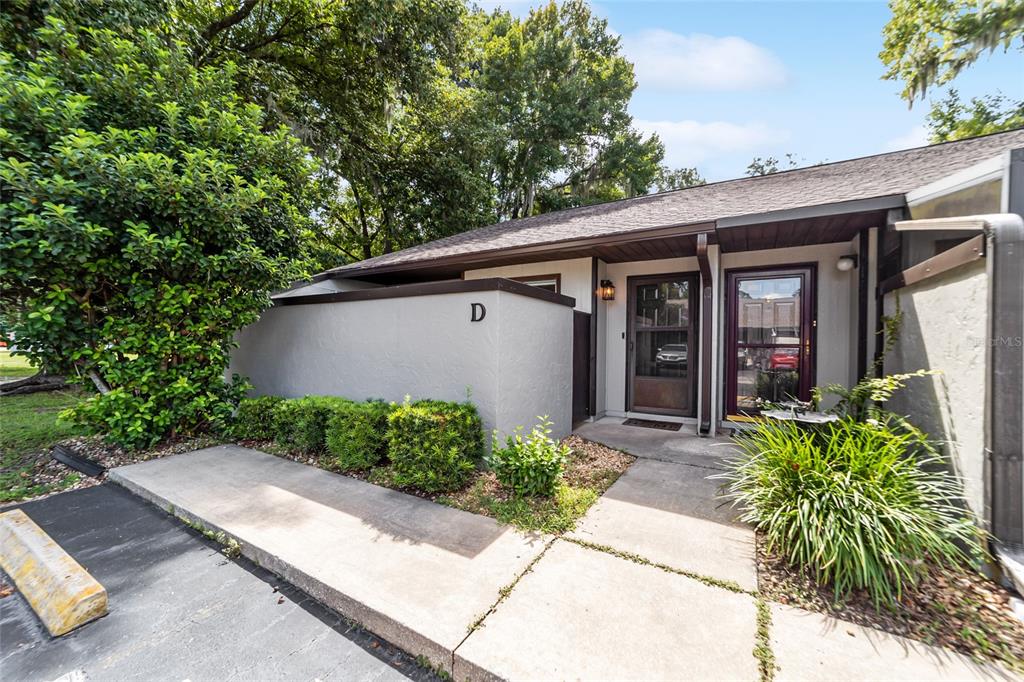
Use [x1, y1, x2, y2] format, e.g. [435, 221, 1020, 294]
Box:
[464, 257, 594, 313]
[884, 260, 989, 524]
[229, 290, 574, 441]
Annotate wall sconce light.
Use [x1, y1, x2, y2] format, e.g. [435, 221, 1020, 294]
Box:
[599, 279, 616, 301]
[836, 255, 858, 272]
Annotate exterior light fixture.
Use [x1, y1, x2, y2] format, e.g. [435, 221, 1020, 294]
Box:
[836, 255, 858, 272]
[599, 279, 616, 301]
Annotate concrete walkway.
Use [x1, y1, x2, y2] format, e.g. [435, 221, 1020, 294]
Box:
[110, 446, 546, 672]
[572, 417, 758, 590]
[109, 441, 1017, 681]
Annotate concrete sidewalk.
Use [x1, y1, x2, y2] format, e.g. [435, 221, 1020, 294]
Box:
[110, 444, 1018, 681]
[110, 446, 546, 672]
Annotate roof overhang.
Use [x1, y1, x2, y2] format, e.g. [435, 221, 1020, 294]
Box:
[322, 194, 909, 283]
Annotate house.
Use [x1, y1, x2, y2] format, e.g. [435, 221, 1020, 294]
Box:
[230, 128, 1024, 554]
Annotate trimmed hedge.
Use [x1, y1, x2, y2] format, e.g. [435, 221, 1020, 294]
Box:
[385, 399, 484, 493]
[233, 396, 284, 441]
[325, 400, 394, 471]
[232, 394, 485, 494]
[275, 396, 354, 453]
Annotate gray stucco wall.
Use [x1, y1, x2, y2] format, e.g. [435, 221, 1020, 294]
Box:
[229, 289, 574, 443]
[884, 260, 989, 524]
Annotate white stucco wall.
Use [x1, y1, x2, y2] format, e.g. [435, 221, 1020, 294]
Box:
[229, 289, 574, 442]
[464, 257, 593, 313]
[884, 260, 989, 523]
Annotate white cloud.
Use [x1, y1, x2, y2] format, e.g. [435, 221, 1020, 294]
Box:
[634, 118, 790, 169]
[883, 124, 930, 152]
[622, 30, 787, 91]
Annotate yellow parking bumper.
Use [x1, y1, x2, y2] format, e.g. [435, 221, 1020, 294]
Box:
[0, 508, 107, 636]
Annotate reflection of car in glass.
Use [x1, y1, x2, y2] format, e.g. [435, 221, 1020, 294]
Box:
[768, 347, 799, 370]
[656, 344, 688, 366]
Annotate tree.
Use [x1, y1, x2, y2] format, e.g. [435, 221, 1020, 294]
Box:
[745, 153, 802, 176]
[927, 89, 1024, 141]
[654, 166, 705, 192]
[472, 1, 641, 220]
[881, 0, 1024, 103]
[0, 12, 315, 447]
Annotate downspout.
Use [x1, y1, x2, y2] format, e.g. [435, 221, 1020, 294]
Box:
[589, 257, 598, 419]
[696, 233, 714, 436]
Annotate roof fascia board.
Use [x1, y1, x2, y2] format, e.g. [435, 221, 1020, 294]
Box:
[325, 221, 716, 279]
[277, 277, 576, 307]
[715, 195, 906, 230]
[906, 155, 1006, 207]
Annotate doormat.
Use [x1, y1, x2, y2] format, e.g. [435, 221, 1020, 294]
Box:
[622, 418, 682, 431]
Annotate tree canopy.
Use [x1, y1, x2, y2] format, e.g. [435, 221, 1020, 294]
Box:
[0, 8, 314, 446]
[880, 0, 1024, 104]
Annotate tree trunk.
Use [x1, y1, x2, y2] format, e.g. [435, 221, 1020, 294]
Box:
[0, 372, 67, 396]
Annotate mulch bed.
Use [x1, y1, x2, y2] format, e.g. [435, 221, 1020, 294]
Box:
[239, 434, 636, 530]
[5, 434, 224, 506]
[756, 533, 1024, 672]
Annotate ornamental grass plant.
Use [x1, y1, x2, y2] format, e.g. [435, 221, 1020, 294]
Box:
[721, 414, 980, 607]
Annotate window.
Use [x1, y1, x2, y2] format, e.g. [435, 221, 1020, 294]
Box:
[513, 274, 561, 293]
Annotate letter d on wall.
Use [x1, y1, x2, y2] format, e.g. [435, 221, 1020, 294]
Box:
[470, 303, 486, 322]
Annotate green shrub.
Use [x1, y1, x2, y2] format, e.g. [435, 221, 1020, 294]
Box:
[385, 399, 483, 492]
[721, 415, 979, 606]
[325, 400, 394, 471]
[233, 396, 284, 441]
[273, 396, 353, 453]
[489, 417, 568, 497]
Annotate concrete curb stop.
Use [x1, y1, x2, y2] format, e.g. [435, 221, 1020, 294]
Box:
[0, 508, 108, 636]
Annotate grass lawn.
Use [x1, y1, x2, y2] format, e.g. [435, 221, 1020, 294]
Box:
[0, 351, 39, 380]
[0, 390, 88, 503]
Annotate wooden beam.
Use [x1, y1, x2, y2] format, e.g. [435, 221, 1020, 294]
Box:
[877, 234, 985, 296]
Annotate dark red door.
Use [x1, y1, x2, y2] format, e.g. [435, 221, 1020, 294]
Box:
[725, 266, 816, 416]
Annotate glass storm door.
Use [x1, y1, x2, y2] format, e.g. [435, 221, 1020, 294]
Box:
[627, 274, 698, 416]
[725, 267, 815, 416]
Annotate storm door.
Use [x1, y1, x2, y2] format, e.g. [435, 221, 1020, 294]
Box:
[725, 266, 816, 416]
[627, 274, 698, 416]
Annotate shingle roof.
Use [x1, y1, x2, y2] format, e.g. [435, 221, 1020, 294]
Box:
[326, 128, 1024, 277]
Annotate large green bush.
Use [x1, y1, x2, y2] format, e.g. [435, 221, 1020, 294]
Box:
[233, 396, 284, 441]
[325, 400, 395, 471]
[385, 399, 483, 492]
[0, 12, 313, 448]
[273, 396, 352, 453]
[721, 416, 978, 605]
[489, 417, 568, 497]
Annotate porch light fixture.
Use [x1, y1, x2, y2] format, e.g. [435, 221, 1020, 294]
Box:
[599, 279, 616, 301]
[836, 255, 858, 272]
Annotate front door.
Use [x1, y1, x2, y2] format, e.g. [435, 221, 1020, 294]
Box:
[627, 274, 698, 416]
[725, 266, 816, 416]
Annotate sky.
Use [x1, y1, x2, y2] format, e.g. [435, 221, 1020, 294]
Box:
[478, 0, 1024, 181]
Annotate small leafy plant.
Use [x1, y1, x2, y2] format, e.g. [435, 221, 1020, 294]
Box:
[721, 415, 980, 606]
[489, 417, 569, 497]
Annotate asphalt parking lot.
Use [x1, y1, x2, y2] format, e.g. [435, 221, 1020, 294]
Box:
[1, 484, 437, 681]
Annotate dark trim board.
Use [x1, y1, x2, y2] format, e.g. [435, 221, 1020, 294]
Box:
[696, 234, 714, 435]
[877, 234, 986, 296]
[275, 277, 576, 308]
